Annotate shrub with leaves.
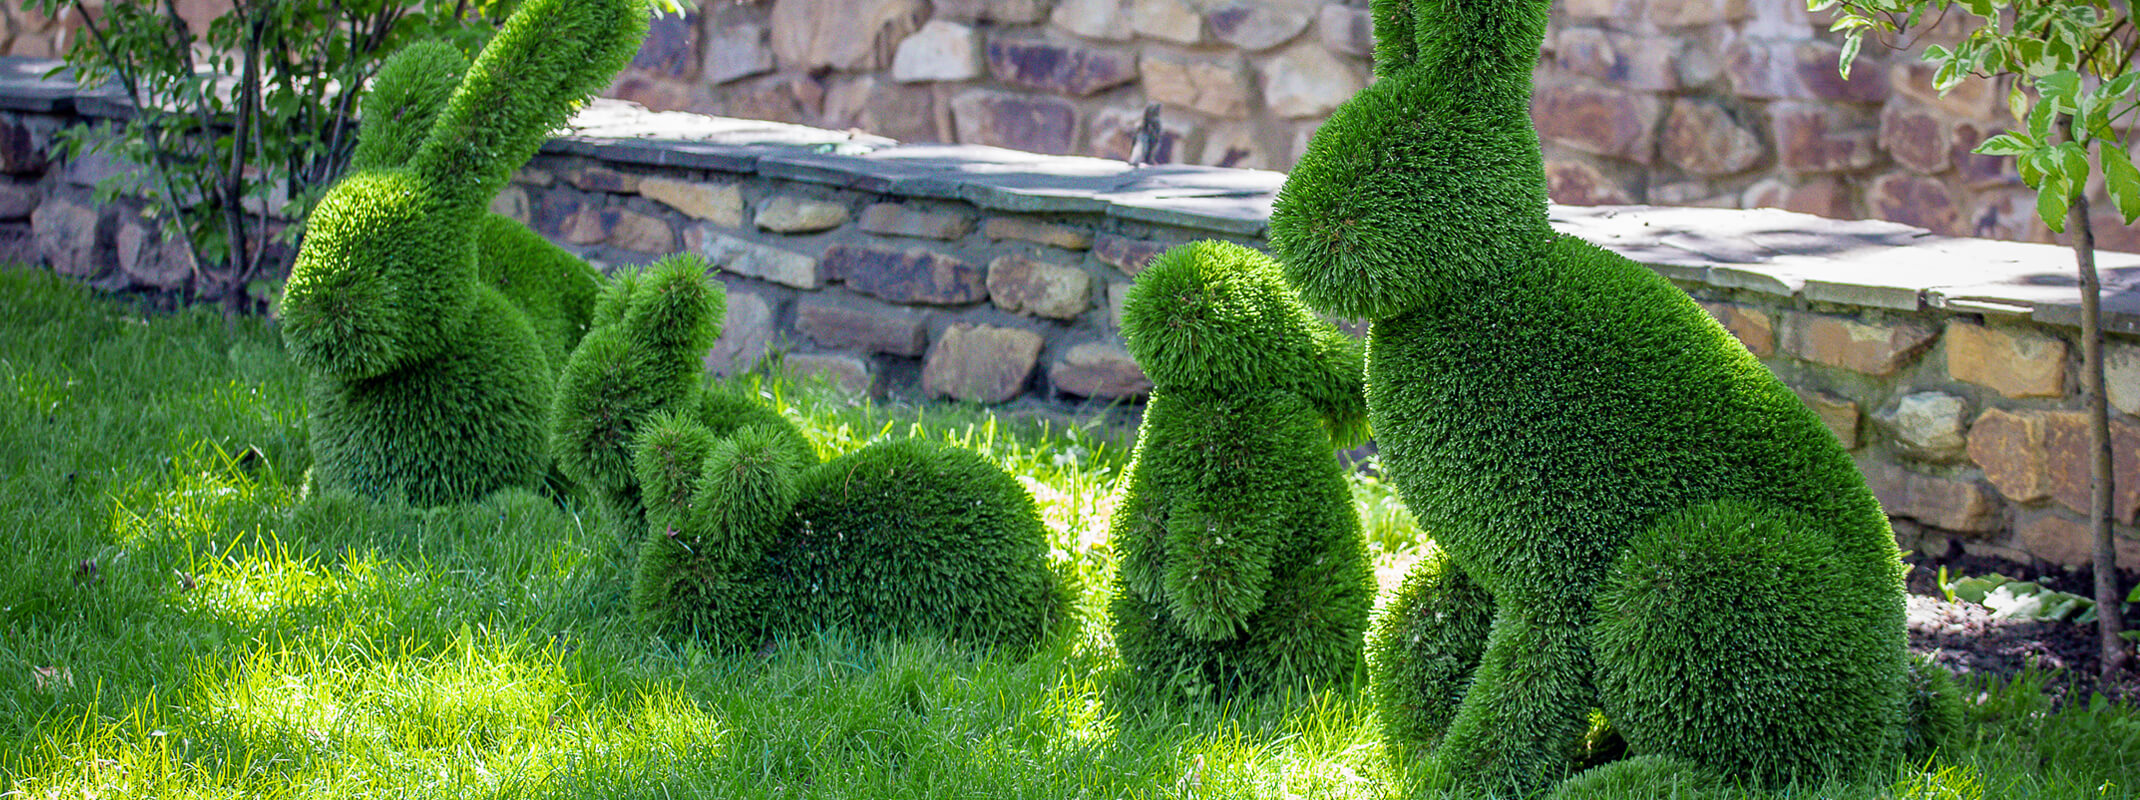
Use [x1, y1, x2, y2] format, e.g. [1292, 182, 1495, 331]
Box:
[278, 0, 649, 506]
[1105, 240, 1375, 696]
[1269, 0, 1910, 793]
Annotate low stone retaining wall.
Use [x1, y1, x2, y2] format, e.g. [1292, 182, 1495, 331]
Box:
[2, 57, 2135, 573]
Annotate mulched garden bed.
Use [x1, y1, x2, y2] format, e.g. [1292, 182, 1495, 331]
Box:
[1904, 553, 2140, 705]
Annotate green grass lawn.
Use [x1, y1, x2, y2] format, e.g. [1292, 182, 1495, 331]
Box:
[0, 267, 2135, 799]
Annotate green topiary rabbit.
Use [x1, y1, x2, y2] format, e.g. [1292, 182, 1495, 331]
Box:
[1273, 0, 1911, 793]
[550, 256, 1063, 651]
[278, 0, 645, 506]
[1107, 240, 1374, 696]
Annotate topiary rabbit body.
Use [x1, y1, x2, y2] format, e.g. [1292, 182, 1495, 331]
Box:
[279, 0, 645, 505]
[1273, 0, 1910, 793]
[1107, 240, 1375, 695]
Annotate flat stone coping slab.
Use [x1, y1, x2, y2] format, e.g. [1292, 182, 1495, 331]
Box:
[4, 55, 2130, 333]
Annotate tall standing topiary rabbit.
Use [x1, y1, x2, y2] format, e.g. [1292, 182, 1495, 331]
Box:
[550, 256, 1064, 651]
[1271, 0, 1913, 793]
[1107, 240, 1374, 696]
[278, 0, 646, 506]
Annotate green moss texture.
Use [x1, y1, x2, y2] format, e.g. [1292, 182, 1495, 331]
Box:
[1108, 241, 1374, 696]
[1268, 0, 1909, 793]
[279, 0, 643, 506]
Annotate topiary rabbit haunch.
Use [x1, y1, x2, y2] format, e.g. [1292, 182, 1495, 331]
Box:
[278, 0, 643, 505]
[1107, 240, 1374, 695]
[1271, 0, 1915, 792]
[550, 256, 1064, 651]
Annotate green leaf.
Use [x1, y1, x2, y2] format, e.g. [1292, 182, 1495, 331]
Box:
[1840, 35, 1863, 79]
[2038, 71, 2082, 106]
[2103, 143, 2140, 224]
[2040, 179, 2072, 233]
[2058, 140, 2091, 182]
[2030, 98, 2056, 141]
[1975, 133, 2035, 156]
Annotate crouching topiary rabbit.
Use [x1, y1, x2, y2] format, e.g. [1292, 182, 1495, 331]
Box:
[1271, 0, 1938, 793]
[278, 0, 642, 505]
[550, 255, 1064, 651]
[1107, 240, 1375, 696]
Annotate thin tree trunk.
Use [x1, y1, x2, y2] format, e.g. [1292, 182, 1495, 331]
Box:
[2066, 187, 2134, 682]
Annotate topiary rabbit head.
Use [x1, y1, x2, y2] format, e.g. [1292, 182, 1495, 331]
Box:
[1123, 240, 1368, 447]
[1269, 0, 1554, 321]
[280, 0, 651, 379]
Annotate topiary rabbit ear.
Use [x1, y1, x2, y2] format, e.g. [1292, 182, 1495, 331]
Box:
[1370, 0, 1419, 77]
[350, 41, 469, 173]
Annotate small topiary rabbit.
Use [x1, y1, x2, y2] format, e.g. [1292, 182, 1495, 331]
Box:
[1107, 240, 1374, 695]
[1272, 0, 1921, 793]
[278, 0, 645, 506]
[550, 256, 1064, 651]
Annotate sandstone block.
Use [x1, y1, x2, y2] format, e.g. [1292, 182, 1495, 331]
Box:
[704, 22, 776, 86]
[984, 217, 1093, 250]
[1662, 100, 1762, 176]
[1794, 388, 1862, 449]
[1727, 40, 1888, 104]
[0, 182, 39, 219]
[515, 167, 555, 187]
[951, 90, 1078, 155]
[1947, 323, 2067, 398]
[693, 229, 822, 289]
[704, 291, 775, 376]
[1052, 0, 1133, 41]
[1131, 0, 1203, 44]
[1860, 462, 2001, 533]
[1092, 233, 1170, 276]
[1650, 0, 1748, 27]
[0, 117, 46, 174]
[1880, 105, 1952, 175]
[559, 206, 609, 246]
[755, 195, 850, 234]
[932, 0, 1047, 23]
[489, 186, 531, 224]
[610, 74, 695, 112]
[1890, 61, 2000, 120]
[631, 12, 699, 80]
[115, 221, 194, 291]
[988, 255, 1094, 320]
[822, 244, 987, 305]
[1555, 28, 1682, 92]
[1091, 105, 1189, 163]
[892, 19, 982, 83]
[1207, 2, 1309, 51]
[1532, 85, 1662, 164]
[2109, 342, 2140, 417]
[924, 323, 1044, 403]
[1261, 44, 1363, 119]
[823, 76, 942, 145]
[2016, 508, 2140, 568]
[1199, 121, 1275, 170]
[1773, 104, 1879, 172]
[796, 296, 929, 356]
[1564, 0, 1645, 17]
[1545, 159, 1635, 206]
[1869, 173, 1961, 235]
[1740, 175, 1852, 219]
[608, 209, 677, 254]
[784, 352, 873, 395]
[985, 39, 1138, 97]
[565, 166, 642, 194]
[2042, 411, 2140, 522]
[1316, 4, 1373, 57]
[642, 178, 743, 227]
[31, 198, 109, 279]
[860, 203, 976, 241]
[770, 0, 926, 72]
[1969, 408, 2053, 503]
[1142, 57, 1251, 118]
[1698, 301, 1775, 357]
[1874, 392, 1969, 461]
[1049, 342, 1152, 398]
[1784, 313, 1937, 376]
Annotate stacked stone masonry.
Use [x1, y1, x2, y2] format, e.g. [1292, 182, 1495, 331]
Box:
[1, 55, 2136, 575]
[11, 0, 2131, 250]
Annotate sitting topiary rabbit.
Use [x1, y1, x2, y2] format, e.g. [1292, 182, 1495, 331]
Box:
[1272, 0, 1921, 793]
[1107, 240, 1374, 696]
[278, 0, 643, 505]
[551, 256, 1064, 651]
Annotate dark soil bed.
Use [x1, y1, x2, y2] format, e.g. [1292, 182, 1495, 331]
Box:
[1904, 553, 2140, 706]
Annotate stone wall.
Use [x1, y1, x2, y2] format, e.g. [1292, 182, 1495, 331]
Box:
[2, 56, 2137, 574]
[6, 0, 2111, 250]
